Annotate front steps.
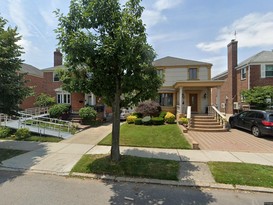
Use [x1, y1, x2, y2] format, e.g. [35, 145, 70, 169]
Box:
[189, 115, 227, 132]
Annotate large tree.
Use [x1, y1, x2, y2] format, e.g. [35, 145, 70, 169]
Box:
[241, 86, 273, 109]
[0, 16, 31, 114]
[55, 0, 162, 161]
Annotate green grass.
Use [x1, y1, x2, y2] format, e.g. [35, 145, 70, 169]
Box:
[0, 149, 27, 162]
[0, 135, 62, 143]
[71, 154, 179, 180]
[208, 162, 273, 188]
[99, 124, 191, 149]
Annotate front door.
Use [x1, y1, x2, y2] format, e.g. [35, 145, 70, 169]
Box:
[189, 94, 198, 112]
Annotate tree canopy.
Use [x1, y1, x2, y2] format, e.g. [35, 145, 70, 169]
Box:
[55, 0, 162, 161]
[0, 16, 31, 114]
[241, 86, 273, 109]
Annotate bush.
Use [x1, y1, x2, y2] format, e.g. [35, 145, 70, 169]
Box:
[132, 112, 143, 118]
[164, 112, 176, 124]
[49, 104, 70, 118]
[151, 117, 165, 125]
[0, 126, 11, 138]
[126, 115, 137, 124]
[178, 117, 188, 125]
[135, 101, 161, 117]
[159, 111, 167, 118]
[142, 116, 152, 125]
[134, 118, 143, 125]
[15, 128, 31, 139]
[79, 107, 97, 120]
[34, 93, 55, 107]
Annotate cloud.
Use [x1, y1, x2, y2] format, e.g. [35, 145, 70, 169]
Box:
[201, 56, 227, 77]
[149, 32, 189, 43]
[142, 0, 183, 28]
[197, 12, 273, 52]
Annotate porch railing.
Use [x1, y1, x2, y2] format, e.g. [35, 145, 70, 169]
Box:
[208, 106, 227, 129]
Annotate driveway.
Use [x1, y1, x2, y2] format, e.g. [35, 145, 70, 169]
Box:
[188, 128, 273, 153]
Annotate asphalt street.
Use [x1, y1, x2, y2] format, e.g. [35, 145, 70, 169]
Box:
[0, 171, 272, 205]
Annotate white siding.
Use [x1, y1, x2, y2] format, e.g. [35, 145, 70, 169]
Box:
[163, 68, 187, 86]
[199, 67, 208, 80]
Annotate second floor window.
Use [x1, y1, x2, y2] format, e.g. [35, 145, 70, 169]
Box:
[265, 65, 273, 77]
[53, 72, 60, 82]
[189, 68, 198, 80]
[241, 67, 246, 80]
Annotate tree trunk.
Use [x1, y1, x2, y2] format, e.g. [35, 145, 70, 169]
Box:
[110, 88, 121, 162]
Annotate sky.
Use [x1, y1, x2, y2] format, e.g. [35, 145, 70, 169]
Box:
[1, 0, 273, 77]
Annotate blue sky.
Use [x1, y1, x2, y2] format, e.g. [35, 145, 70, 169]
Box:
[1, 0, 273, 76]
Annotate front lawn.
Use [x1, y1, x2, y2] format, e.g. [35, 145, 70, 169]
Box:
[71, 154, 179, 180]
[98, 124, 191, 149]
[0, 149, 27, 162]
[208, 162, 273, 188]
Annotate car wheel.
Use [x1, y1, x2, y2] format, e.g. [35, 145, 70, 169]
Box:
[229, 120, 235, 128]
[252, 126, 261, 137]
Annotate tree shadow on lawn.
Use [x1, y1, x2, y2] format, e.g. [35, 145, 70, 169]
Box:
[93, 148, 216, 204]
[0, 140, 52, 185]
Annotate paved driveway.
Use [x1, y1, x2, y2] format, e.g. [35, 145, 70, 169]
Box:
[188, 128, 273, 153]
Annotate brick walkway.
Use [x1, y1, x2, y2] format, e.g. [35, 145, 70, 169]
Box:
[188, 129, 273, 153]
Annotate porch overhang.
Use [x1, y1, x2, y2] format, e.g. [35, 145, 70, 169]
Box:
[174, 80, 225, 89]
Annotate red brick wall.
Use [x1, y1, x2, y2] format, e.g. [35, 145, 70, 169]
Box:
[71, 93, 85, 112]
[250, 65, 273, 87]
[20, 75, 45, 109]
[236, 68, 248, 102]
[43, 72, 62, 97]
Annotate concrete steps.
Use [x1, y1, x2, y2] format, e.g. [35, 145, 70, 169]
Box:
[189, 115, 227, 132]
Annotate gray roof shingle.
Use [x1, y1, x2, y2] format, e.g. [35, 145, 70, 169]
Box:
[153, 56, 212, 67]
[20, 63, 43, 77]
[237, 51, 273, 68]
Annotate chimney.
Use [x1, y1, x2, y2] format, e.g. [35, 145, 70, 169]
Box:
[54, 48, 63, 66]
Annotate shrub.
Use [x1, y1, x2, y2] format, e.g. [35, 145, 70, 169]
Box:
[34, 93, 55, 107]
[151, 117, 164, 125]
[142, 116, 152, 125]
[0, 126, 11, 138]
[178, 117, 188, 125]
[135, 101, 161, 117]
[79, 107, 97, 120]
[159, 111, 167, 118]
[126, 115, 137, 124]
[164, 112, 176, 124]
[49, 104, 70, 118]
[15, 128, 31, 139]
[132, 112, 143, 118]
[134, 118, 142, 125]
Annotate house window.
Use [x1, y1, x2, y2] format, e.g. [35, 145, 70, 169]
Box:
[159, 93, 173, 106]
[189, 68, 198, 80]
[157, 69, 164, 79]
[241, 67, 246, 80]
[265, 65, 273, 77]
[53, 72, 60, 82]
[57, 93, 71, 104]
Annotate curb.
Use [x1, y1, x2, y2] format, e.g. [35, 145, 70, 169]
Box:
[71, 172, 273, 194]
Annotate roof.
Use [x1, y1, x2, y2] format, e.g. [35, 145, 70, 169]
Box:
[20, 63, 43, 78]
[153, 56, 212, 67]
[236, 51, 273, 69]
[42, 65, 67, 72]
[212, 71, 228, 80]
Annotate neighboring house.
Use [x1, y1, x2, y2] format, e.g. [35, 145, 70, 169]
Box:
[153, 56, 224, 116]
[212, 40, 273, 114]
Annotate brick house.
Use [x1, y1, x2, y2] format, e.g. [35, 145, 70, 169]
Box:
[154, 56, 224, 116]
[212, 40, 273, 114]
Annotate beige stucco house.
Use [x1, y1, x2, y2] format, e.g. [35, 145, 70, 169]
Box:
[153, 56, 224, 116]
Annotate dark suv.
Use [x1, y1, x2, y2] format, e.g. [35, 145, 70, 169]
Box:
[229, 110, 273, 137]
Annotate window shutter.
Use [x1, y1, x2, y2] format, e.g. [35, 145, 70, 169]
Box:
[261, 64, 265, 78]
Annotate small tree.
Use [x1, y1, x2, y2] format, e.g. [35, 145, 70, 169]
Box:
[135, 101, 161, 117]
[0, 16, 31, 114]
[241, 86, 273, 110]
[34, 93, 56, 107]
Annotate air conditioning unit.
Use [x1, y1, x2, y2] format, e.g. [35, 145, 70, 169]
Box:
[233, 102, 239, 110]
[221, 103, 225, 108]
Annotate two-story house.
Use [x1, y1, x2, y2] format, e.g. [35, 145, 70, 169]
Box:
[154, 56, 224, 116]
[212, 40, 273, 115]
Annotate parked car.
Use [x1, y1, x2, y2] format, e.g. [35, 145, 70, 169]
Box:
[229, 110, 273, 137]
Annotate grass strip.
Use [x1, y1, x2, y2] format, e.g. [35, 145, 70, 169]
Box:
[0, 149, 27, 162]
[72, 154, 179, 180]
[99, 124, 191, 149]
[208, 162, 273, 188]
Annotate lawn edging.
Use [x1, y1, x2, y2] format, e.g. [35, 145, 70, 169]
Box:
[176, 123, 199, 150]
[70, 172, 273, 194]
